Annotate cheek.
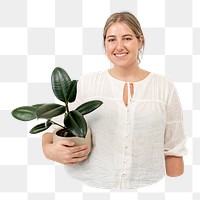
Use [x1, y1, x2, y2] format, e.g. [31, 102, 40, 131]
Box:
[128, 42, 140, 53]
[105, 44, 113, 55]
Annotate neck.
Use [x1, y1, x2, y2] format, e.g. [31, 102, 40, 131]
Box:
[109, 65, 143, 82]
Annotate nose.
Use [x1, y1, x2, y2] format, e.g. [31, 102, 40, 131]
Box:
[116, 40, 124, 51]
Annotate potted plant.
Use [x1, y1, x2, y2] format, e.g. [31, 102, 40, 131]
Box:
[11, 67, 103, 149]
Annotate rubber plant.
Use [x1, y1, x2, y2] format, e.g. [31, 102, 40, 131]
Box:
[11, 67, 103, 138]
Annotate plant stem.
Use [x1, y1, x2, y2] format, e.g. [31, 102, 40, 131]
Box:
[50, 120, 65, 129]
[66, 102, 69, 113]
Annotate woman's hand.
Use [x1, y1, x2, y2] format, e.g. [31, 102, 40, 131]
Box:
[42, 132, 90, 165]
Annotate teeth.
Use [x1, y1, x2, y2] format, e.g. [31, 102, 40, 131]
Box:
[115, 53, 127, 57]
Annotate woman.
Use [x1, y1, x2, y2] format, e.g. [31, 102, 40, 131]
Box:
[42, 12, 187, 189]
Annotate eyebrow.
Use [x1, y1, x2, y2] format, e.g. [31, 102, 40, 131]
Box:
[106, 34, 134, 39]
[106, 35, 115, 39]
[123, 34, 134, 37]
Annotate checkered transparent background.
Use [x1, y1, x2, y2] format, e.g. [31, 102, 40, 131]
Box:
[0, 0, 199, 199]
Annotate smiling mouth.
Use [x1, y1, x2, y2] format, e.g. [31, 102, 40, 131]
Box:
[114, 53, 128, 57]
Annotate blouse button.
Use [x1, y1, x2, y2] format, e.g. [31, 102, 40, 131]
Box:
[122, 173, 126, 177]
[126, 120, 130, 124]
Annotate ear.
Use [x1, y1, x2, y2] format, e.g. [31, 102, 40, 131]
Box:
[138, 34, 144, 49]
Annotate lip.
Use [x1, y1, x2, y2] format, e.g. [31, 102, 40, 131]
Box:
[114, 53, 128, 58]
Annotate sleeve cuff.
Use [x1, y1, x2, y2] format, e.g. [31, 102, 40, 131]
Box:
[164, 138, 188, 156]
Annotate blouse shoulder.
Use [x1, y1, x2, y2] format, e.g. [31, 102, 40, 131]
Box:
[147, 72, 179, 104]
[77, 70, 108, 98]
[151, 72, 176, 90]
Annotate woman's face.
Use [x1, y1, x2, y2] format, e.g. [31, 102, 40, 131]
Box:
[105, 22, 143, 69]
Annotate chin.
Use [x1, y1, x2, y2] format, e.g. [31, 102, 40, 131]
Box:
[112, 60, 137, 69]
[114, 63, 133, 69]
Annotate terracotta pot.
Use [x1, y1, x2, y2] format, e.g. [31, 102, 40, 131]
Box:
[52, 127, 92, 151]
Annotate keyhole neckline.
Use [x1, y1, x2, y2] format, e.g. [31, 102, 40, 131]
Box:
[123, 82, 134, 106]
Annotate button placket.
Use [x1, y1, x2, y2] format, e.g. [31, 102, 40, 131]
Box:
[121, 106, 131, 179]
[119, 97, 133, 188]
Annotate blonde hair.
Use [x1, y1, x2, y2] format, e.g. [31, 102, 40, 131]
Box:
[103, 11, 145, 54]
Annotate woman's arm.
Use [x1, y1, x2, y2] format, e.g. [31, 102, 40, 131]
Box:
[165, 156, 184, 177]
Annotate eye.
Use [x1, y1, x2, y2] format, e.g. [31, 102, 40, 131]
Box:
[107, 38, 116, 42]
[124, 37, 132, 41]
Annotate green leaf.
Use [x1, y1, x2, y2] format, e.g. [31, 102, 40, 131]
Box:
[36, 103, 66, 119]
[32, 104, 45, 109]
[64, 110, 87, 138]
[76, 100, 103, 115]
[11, 106, 37, 121]
[66, 80, 77, 103]
[51, 67, 71, 103]
[30, 121, 52, 134]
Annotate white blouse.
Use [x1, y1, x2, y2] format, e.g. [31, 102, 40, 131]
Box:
[64, 70, 188, 189]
